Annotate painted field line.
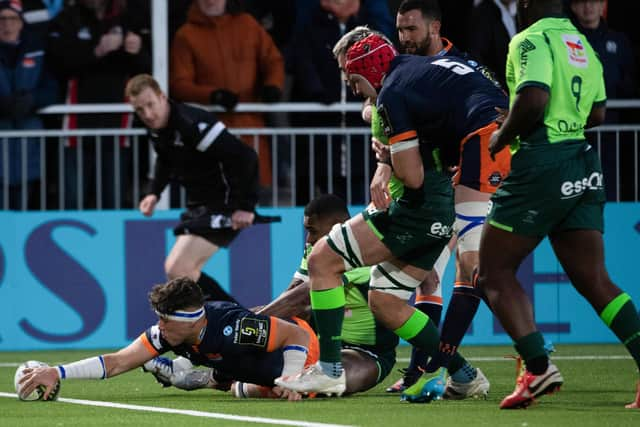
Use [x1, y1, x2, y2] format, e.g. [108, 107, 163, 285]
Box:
[0, 392, 355, 427]
[0, 355, 631, 368]
[396, 354, 632, 363]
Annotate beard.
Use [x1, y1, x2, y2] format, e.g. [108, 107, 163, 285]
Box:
[400, 38, 430, 56]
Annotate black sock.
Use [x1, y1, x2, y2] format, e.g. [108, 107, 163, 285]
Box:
[197, 272, 238, 304]
[515, 331, 549, 375]
[424, 284, 481, 372]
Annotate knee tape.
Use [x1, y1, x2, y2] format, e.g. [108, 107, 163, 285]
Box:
[453, 201, 488, 254]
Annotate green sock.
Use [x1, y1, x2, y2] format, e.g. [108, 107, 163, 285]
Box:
[600, 293, 640, 371]
[310, 287, 345, 363]
[394, 310, 439, 356]
[514, 331, 548, 375]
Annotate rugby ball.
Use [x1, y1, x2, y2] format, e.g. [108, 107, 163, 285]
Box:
[14, 360, 60, 401]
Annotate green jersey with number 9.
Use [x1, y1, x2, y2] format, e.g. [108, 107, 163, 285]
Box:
[505, 17, 606, 155]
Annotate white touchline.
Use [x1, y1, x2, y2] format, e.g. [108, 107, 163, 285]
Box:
[0, 355, 631, 368]
[0, 392, 355, 427]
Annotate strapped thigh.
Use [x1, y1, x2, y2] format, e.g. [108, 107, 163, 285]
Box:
[326, 222, 365, 271]
[369, 261, 422, 301]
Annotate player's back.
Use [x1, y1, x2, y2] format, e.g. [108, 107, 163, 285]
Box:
[506, 17, 605, 156]
[379, 55, 507, 147]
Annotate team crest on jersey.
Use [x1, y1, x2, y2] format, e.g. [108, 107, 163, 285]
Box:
[488, 171, 502, 187]
[377, 104, 394, 137]
[235, 317, 269, 347]
[562, 34, 588, 68]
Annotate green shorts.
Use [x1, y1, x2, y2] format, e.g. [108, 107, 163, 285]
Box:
[363, 193, 454, 271]
[488, 144, 605, 237]
[342, 343, 396, 385]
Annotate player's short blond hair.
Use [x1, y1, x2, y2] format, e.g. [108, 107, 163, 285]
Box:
[332, 26, 391, 59]
[125, 74, 163, 99]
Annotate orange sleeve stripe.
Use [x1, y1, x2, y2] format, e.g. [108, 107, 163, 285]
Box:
[266, 316, 279, 352]
[454, 281, 474, 288]
[139, 333, 159, 357]
[415, 295, 443, 304]
[389, 130, 417, 144]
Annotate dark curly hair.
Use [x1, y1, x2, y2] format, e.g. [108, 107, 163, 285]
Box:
[148, 277, 204, 315]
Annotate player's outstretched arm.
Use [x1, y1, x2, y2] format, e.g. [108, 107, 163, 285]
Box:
[19, 337, 155, 398]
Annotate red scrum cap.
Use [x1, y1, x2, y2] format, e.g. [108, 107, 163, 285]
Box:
[345, 34, 397, 90]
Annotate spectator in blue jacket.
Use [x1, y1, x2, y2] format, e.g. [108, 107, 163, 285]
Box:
[0, 0, 56, 209]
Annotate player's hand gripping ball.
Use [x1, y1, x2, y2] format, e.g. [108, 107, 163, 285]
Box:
[14, 361, 60, 401]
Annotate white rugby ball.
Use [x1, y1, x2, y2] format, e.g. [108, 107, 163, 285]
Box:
[14, 360, 60, 401]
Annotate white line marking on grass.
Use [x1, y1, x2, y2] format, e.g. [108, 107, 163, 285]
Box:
[0, 392, 355, 427]
[1, 355, 631, 368]
[396, 355, 632, 363]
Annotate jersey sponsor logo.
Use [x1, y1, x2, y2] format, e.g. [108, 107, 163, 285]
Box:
[562, 34, 588, 68]
[560, 172, 603, 197]
[522, 210, 539, 225]
[557, 119, 585, 133]
[149, 325, 163, 350]
[518, 38, 536, 76]
[377, 104, 393, 137]
[428, 222, 452, 238]
[223, 325, 233, 336]
[234, 317, 269, 347]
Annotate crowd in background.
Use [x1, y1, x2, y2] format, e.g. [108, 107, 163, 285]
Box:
[0, 0, 638, 210]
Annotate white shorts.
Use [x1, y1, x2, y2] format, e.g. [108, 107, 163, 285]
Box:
[453, 201, 489, 254]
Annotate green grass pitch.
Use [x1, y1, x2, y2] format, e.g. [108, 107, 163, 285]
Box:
[1, 344, 639, 427]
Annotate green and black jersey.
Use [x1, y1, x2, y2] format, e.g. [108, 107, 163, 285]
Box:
[505, 17, 606, 165]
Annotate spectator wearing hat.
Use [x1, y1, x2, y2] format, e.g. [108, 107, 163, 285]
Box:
[0, 0, 57, 209]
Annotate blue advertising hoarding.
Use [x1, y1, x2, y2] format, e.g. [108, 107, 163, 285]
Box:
[0, 204, 638, 350]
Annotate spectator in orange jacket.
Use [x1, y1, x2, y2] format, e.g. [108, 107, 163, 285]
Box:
[170, 0, 285, 189]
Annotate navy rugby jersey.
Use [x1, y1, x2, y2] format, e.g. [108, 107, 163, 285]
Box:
[377, 54, 508, 166]
[140, 302, 285, 386]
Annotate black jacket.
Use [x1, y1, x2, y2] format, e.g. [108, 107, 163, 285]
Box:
[149, 101, 259, 212]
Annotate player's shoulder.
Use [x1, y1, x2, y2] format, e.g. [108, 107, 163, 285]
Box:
[174, 101, 217, 124]
[205, 301, 245, 316]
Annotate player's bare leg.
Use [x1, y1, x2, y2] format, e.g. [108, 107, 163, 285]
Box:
[550, 229, 640, 409]
[165, 235, 235, 302]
